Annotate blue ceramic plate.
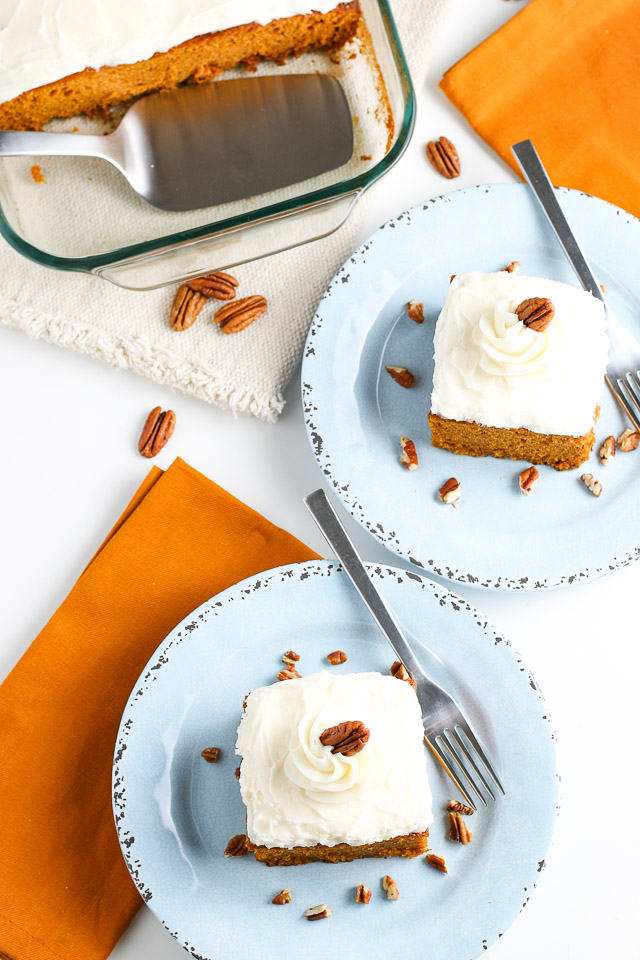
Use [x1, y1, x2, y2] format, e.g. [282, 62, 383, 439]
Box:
[113, 560, 557, 960]
[302, 183, 640, 589]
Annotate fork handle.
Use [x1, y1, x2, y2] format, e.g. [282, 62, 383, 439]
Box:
[304, 489, 426, 680]
[511, 140, 604, 302]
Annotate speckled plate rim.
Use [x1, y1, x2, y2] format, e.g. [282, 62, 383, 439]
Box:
[113, 559, 558, 960]
[301, 183, 640, 590]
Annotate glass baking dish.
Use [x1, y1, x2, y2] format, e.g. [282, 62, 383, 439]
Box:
[0, 0, 414, 290]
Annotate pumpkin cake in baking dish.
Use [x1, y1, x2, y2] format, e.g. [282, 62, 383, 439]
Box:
[235, 670, 432, 865]
[0, 1, 361, 131]
[428, 269, 609, 470]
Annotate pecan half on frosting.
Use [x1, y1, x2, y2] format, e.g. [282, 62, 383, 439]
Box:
[319, 720, 370, 756]
[515, 297, 555, 332]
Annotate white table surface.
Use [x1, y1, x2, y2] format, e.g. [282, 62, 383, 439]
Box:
[1, 2, 638, 958]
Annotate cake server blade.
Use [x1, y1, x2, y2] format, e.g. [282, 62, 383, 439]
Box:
[0, 75, 355, 211]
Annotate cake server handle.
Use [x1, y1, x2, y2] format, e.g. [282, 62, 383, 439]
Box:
[304, 489, 427, 681]
[0, 130, 124, 167]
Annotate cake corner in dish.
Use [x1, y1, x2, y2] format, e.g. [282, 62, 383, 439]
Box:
[428, 269, 609, 470]
[235, 669, 432, 866]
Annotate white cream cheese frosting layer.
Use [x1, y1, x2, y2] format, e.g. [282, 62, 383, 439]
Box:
[430, 270, 608, 437]
[0, 0, 342, 105]
[235, 670, 433, 848]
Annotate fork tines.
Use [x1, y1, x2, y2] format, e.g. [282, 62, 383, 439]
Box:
[427, 726, 505, 810]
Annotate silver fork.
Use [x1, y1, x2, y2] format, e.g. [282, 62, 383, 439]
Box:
[512, 139, 640, 432]
[304, 488, 505, 809]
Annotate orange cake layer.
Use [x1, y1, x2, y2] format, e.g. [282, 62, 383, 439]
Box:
[252, 829, 430, 866]
[428, 412, 597, 471]
[0, 4, 360, 131]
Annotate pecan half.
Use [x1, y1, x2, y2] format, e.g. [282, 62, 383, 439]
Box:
[400, 436, 419, 471]
[407, 300, 424, 324]
[304, 904, 331, 921]
[515, 297, 555, 332]
[277, 668, 301, 681]
[448, 812, 472, 844]
[319, 720, 370, 757]
[599, 435, 616, 465]
[327, 649, 347, 665]
[272, 888, 292, 904]
[580, 473, 602, 497]
[425, 853, 448, 874]
[186, 271, 238, 300]
[382, 875, 400, 900]
[439, 477, 461, 505]
[519, 465, 539, 496]
[385, 365, 415, 388]
[283, 650, 301, 663]
[214, 295, 268, 334]
[170, 285, 207, 331]
[425, 136, 460, 178]
[224, 834, 251, 858]
[200, 747, 221, 763]
[356, 884, 372, 904]
[138, 407, 176, 458]
[618, 428, 640, 452]
[447, 799, 474, 816]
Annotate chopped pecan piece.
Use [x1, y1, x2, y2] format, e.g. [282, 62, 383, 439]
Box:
[502, 261, 520, 273]
[186, 271, 238, 300]
[277, 668, 301, 681]
[407, 300, 424, 324]
[425, 136, 460, 178]
[439, 477, 461, 505]
[170, 285, 207, 330]
[599, 435, 616, 465]
[224, 834, 251, 858]
[382, 875, 400, 900]
[425, 853, 448, 873]
[385, 365, 415, 388]
[515, 297, 555, 332]
[447, 799, 474, 815]
[283, 650, 301, 663]
[390, 660, 416, 688]
[200, 747, 221, 763]
[234, 766, 241, 779]
[304, 904, 331, 920]
[214, 295, 268, 334]
[519, 465, 539, 496]
[138, 407, 176, 458]
[580, 473, 602, 497]
[320, 720, 370, 757]
[327, 649, 347, 665]
[400, 436, 419, 471]
[356, 884, 372, 904]
[448, 812, 472, 844]
[618, 428, 640, 452]
[271, 888, 292, 904]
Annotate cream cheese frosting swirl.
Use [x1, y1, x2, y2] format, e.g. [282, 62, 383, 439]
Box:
[283, 711, 375, 803]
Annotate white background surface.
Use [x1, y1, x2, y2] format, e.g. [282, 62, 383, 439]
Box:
[1, 1, 638, 958]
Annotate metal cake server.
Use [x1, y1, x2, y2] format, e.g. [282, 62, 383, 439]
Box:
[304, 488, 505, 809]
[0, 75, 354, 212]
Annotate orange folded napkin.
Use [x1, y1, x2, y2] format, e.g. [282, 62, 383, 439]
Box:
[440, 0, 640, 220]
[0, 459, 317, 960]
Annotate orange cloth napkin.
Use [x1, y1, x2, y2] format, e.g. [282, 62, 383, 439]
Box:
[0, 459, 317, 960]
[440, 0, 640, 220]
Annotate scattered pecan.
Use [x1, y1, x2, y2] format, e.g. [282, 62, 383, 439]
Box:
[271, 888, 292, 904]
[400, 436, 418, 471]
[327, 649, 347, 665]
[277, 668, 301, 681]
[390, 660, 415, 688]
[382, 875, 400, 900]
[200, 747, 221, 763]
[448, 812, 472, 844]
[385, 365, 415, 388]
[502, 261, 520, 273]
[425, 854, 448, 873]
[320, 720, 370, 757]
[618, 428, 640, 452]
[599, 435, 616, 465]
[515, 297, 555, 332]
[304, 904, 331, 920]
[356, 884, 372, 904]
[234, 766, 241, 779]
[425, 136, 460, 179]
[214, 295, 268, 334]
[224, 834, 251, 858]
[170, 285, 207, 330]
[186, 271, 238, 300]
[439, 477, 461, 505]
[519, 465, 539, 496]
[580, 473, 602, 497]
[138, 407, 176, 458]
[450, 274, 456, 282]
[407, 300, 424, 323]
[447, 799, 475, 816]
[283, 650, 301, 663]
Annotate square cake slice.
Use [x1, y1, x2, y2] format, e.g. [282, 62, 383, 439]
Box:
[235, 670, 432, 865]
[428, 270, 609, 470]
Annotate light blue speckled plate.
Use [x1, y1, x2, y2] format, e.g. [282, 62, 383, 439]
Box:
[302, 183, 640, 589]
[113, 561, 557, 960]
